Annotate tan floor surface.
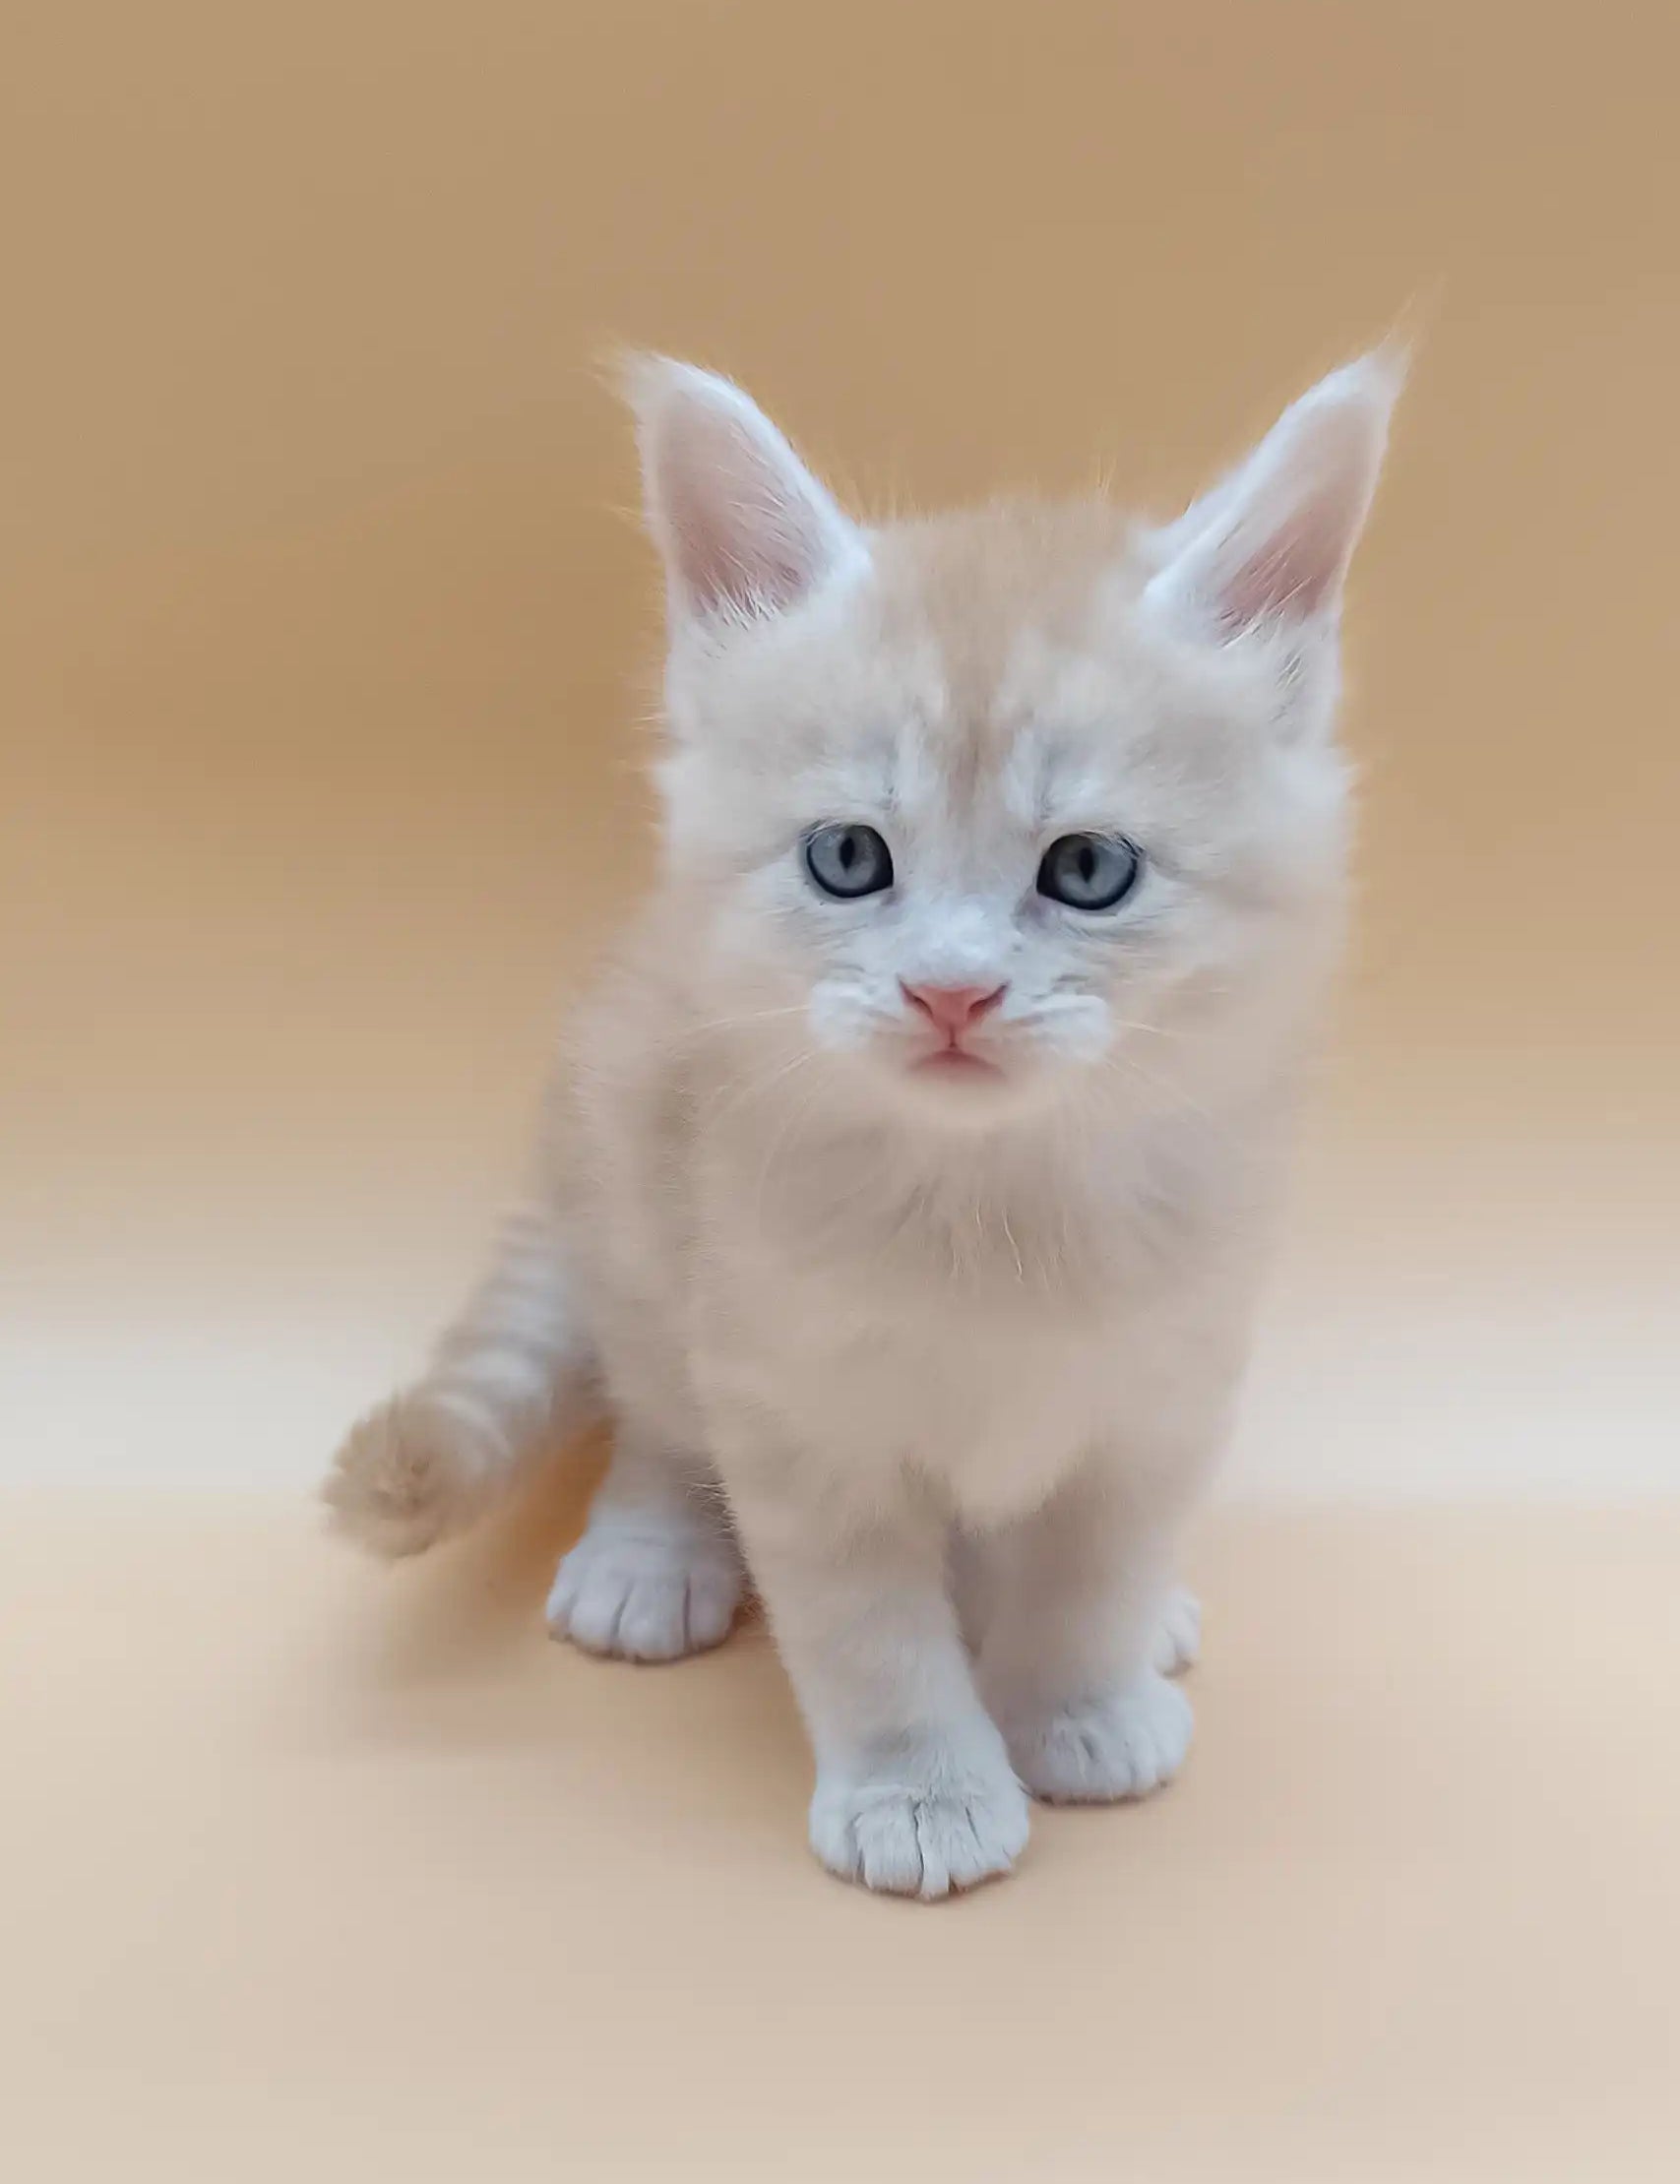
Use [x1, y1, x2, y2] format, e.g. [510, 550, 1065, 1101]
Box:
[4, 1485, 1676, 2182]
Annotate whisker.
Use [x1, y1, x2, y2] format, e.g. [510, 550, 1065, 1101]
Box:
[679, 1003, 811, 1040]
[750, 1057, 824, 1227]
[695, 1044, 822, 1133]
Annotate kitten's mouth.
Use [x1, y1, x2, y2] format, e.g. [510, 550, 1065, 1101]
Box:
[911, 1044, 1002, 1080]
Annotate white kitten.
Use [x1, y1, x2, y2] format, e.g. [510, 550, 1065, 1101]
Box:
[325, 348, 1400, 1896]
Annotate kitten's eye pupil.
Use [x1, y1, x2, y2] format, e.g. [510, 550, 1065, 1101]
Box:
[1036, 832, 1142, 913]
[805, 823, 894, 901]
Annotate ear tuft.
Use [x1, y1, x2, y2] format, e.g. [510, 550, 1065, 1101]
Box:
[1147, 347, 1404, 640]
[621, 354, 863, 625]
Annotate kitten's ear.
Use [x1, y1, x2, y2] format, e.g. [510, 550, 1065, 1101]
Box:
[1145, 349, 1403, 641]
[623, 355, 865, 625]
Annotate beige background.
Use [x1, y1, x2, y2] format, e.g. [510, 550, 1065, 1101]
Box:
[5, 0, 1676, 1498]
[3, 4, 1677, 2177]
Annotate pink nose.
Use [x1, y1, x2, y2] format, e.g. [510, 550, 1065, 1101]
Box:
[901, 981, 1007, 1036]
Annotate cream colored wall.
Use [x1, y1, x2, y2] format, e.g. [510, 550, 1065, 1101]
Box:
[5, 3, 1676, 1492]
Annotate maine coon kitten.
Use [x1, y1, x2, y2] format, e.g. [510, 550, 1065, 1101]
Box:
[325, 348, 1400, 1896]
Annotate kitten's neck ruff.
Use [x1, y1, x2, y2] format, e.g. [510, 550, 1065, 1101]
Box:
[700, 1023, 1289, 1304]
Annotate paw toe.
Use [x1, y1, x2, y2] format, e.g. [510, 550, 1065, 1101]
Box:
[547, 1529, 742, 1661]
[1010, 1671, 1193, 1805]
[810, 1764, 1029, 1899]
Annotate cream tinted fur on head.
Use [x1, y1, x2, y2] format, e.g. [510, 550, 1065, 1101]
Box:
[325, 349, 1400, 1896]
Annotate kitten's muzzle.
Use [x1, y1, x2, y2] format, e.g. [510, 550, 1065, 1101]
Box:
[900, 981, 1009, 1077]
[899, 982, 1007, 1039]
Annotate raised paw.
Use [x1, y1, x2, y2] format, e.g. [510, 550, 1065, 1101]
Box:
[1006, 1669, 1193, 1805]
[1151, 1585, 1202, 1676]
[546, 1522, 743, 1661]
[322, 1392, 489, 1560]
[809, 1748, 1030, 1899]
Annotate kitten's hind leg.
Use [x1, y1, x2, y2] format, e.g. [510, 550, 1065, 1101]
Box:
[973, 1456, 1197, 1806]
[956, 1542, 1198, 1676]
[547, 1434, 744, 1662]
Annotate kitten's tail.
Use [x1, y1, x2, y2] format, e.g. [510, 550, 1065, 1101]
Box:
[322, 1200, 602, 1559]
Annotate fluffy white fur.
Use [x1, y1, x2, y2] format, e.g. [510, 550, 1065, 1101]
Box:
[325, 349, 1400, 1896]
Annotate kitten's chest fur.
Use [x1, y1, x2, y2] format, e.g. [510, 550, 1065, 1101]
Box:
[686, 1095, 1269, 1521]
[571, 945, 1283, 1520]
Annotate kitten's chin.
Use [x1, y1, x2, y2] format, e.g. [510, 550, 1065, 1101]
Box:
[911, 1050, 1002, 1084]
[874, 1047, 1057, 1132]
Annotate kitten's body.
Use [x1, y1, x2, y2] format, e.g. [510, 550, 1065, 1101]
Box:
[326, 357, 1399, 1895]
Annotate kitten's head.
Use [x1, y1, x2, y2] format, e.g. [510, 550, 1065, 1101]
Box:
[628, 349, 1400, 1130]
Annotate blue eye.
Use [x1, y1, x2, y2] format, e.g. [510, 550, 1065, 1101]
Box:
[1036, 833, 1142, 911]
[805, 824, 894, 900]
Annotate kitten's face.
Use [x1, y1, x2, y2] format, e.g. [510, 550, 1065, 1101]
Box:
[631, 353, 1395, 1130]
[661, 522, 1348, 1125]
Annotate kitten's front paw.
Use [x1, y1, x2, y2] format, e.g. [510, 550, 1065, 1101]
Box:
[322, 1393, 487, 1560]
[809, 1749, 1030, 1899]
[546, 1523, 743, 1661]
[1006, 1670, 1193, 1805]
[1151, 1585, 1202, 1676]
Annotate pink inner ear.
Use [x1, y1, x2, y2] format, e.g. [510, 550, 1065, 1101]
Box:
[1211, 493, 1353, 632]
[1156, 353, 1400, 640]
[660, 411, 828, 614]
[632, 360, 852, 622]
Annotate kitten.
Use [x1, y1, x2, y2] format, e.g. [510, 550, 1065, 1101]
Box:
[325, 348, 1400, 1896]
